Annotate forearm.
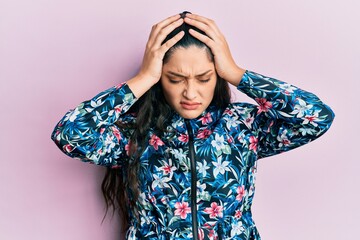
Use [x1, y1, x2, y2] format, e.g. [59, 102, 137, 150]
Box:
[237, 70, 335, 159]
[51, 83, 137, 164]
[237, 70, 334, 123]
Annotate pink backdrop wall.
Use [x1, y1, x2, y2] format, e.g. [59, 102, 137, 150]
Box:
[1, 0, 358, 239]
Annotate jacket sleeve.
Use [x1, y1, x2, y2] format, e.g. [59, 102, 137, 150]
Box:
[237, 70, 335, 160]
[51, 82, 137, 167]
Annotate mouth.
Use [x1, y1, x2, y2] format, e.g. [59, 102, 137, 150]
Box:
[180, 101, 201, 110]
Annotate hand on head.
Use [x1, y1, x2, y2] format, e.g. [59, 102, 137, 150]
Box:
[137, 14, 185, 84]
[130, 12, 245, 99]
[183, 13, 245, 86]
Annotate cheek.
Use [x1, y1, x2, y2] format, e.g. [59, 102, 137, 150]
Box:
[161, 84, 181, 103]
[203, 82, 217, 100]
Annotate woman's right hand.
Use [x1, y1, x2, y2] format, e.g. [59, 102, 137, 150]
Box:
[128, 14, 185, 98]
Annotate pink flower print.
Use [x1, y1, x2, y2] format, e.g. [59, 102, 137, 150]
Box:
[306, 115, 316, 122]
[204, 202, 223, 219]
[249, 136, 258, 152]
[303, 113, 319, 127]
[161, 161, 176, 175]
[161, 196, 169, 204]
[162, 165, 172, 174]
[235, 210, 242, 219]
[203, 222, 212, 229]
[99, 128, 105, 134]
[63, 144, 73, 153]
[227, 136, 234, 144]
[114, 106, 122, 114]
[200, 112, 212, 125]
[255, 98, 272, 114]
[244, 115, 254, 128]
[277, 131, 291, 148]
[178, 134, 189, 143]
[54, 130, 61, 143]
[224, 109, 233, 116]
[149, 134, 164, 150]
[174, 201, 191, 219]
[115, 82, 126, 89]
[125, 143, 130, 156]
[281, 139, 291, 146]
[111, 126, 121, 141]
[197, 129, 212, 139]
[198, 228, 204, 240]
[148, 193, 156, 204]
[236, 185, 245, 201]
[266, 120, 274, 133]
[208, 229, 215, 239]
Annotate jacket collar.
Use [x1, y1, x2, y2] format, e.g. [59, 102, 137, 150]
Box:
[169, 104, 223, 136]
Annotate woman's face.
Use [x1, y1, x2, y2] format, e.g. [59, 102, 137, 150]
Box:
[161, 46, 217, 119]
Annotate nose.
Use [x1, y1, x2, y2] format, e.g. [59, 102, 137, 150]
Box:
[183, 81, 197, 100]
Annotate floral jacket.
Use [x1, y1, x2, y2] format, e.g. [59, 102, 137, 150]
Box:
[51, 70, 334, 240]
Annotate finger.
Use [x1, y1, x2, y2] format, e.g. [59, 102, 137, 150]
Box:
[188, 28, 215, 50]
[184, 17, 218, 41]
[152, 18, 184, 47]
[158, 31, 185, 56]
[148, 14, 181, 43]
[185, 13, 222, 36]
[186, 13, 213, 23]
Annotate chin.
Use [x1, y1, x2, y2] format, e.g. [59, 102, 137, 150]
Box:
[179, 111, 202, 119]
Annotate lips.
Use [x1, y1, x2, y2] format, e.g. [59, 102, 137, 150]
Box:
[180, 101, 201, 110]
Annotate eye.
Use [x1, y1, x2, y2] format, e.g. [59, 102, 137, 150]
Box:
[169, 79, 183, 84]
[199, 79, 210, 83]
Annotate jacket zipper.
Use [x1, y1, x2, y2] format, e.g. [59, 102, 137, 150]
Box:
[185, 120, 199, 240]
[217, 222, 224, 240]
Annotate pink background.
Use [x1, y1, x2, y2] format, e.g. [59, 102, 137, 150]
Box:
[1, 0, 359, 239]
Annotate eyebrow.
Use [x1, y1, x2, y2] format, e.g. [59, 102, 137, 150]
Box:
[166, 70, 213, 78]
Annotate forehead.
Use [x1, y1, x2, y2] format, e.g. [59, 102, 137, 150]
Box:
[163, 46, 214, 75]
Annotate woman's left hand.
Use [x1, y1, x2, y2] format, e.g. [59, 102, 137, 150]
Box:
[184, 13, 245, 86]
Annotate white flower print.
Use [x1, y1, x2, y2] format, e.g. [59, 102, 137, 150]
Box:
[226, 116, 240, 129]
[92, 110, 107, 127]
[233, 105, 247, 114]
[64, 108, 80, 122]
[299, 127, 317, 136]
[160, 159, 177, 178]
[90, 98, 104, 108]
[303, 111, 320, 127]
[211, 134, 225, 151]
[277, 130, 291, 148]
[212, 156, 230, 177]
[279, 83, 297, 94]
[243, 113, 254, 129]
[171, 148, 187, 161]
[197, 159, 210, 178]
[290, 98, 313, 118]
[104, 134, 116, 153]
[231, 220, 245, 237]
[151, 174, 171, 190]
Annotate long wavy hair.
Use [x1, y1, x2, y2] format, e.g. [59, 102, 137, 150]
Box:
[101, 14, 231, 232]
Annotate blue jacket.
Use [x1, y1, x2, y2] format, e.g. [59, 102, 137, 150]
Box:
[51, 70, 334, 239]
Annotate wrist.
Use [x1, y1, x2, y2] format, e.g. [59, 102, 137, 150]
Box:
[226, 66, 246, 86]
[127, 74, 158, 98]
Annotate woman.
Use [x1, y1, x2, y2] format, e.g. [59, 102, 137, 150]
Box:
[51, 12, 334, 240]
